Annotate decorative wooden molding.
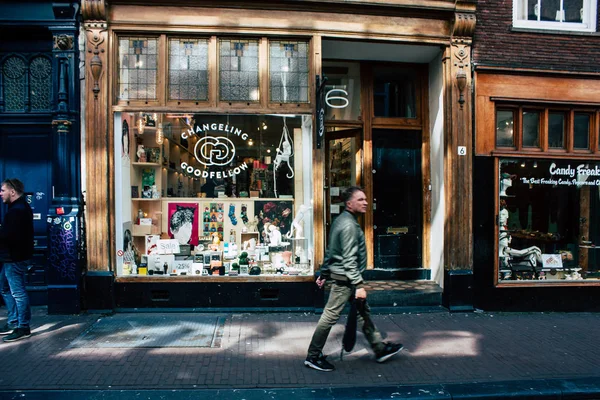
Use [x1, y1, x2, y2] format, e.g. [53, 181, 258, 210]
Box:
[83, 19, 110, 272]
[84, 23, 107, 99]
[53, 34, 74, 51]
[452, 12, 476, 38]
[82, 0, 107, 21]
[443, 42, 473, 271]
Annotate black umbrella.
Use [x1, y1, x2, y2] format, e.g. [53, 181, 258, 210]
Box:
[342, 299, 358, 356]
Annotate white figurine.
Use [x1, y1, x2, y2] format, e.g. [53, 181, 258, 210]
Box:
[500, 173, 513, 197]
[286, 204, 312, 239]
[242, 238, 256, 251]
[245, 216, 259, 232]
[137, 144, 146, 163]
[499, 232, 542, 266]
[268, 224, 282, 247]
[151, 184, 160, 199]
[499, 207, 509, 231]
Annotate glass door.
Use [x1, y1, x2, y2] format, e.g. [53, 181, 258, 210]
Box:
[325, 128, 362, 245]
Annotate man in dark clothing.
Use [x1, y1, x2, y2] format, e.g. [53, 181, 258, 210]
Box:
[304, 186, 403, 372]
[0, 178, 34, 342]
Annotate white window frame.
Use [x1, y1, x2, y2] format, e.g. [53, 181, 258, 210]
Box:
[513, 0, 597, 33]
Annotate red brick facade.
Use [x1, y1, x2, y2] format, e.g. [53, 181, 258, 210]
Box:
[473, 0, 600, 72]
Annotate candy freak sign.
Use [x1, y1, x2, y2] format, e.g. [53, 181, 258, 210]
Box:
[180, 122, 250, 178]
[520, 163, 600, 187]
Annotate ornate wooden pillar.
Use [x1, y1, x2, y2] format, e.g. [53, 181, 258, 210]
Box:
[442, 3, 475, 310]
[47, 2, 84, 314]
[82, 0, 110, 272]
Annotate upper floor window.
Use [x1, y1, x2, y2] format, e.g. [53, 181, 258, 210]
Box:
[513, 0, 597, 33]
[118, 37, 158, 101]
[495, 105, 597, 154]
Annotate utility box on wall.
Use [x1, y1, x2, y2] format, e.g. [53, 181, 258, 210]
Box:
[443, 269, 474, 312]
[47, 206, 84, 314]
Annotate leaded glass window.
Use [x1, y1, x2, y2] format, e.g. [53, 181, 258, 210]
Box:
[269, 40, 309, 103]
[168, 38, 209, 101]
[29, 56, 52, 111]
[118, 37, 158, 101]
[2, 56, 27, 112]
[219, 39, 259, 102]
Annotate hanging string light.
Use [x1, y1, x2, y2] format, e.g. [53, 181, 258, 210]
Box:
[156, 122, 164, 145]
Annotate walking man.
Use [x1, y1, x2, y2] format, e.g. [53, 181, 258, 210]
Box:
[304, 186, 403, 372]
[0, 178, 34, 342]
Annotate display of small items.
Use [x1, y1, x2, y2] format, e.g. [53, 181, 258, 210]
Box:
[136, 145, 161, 164]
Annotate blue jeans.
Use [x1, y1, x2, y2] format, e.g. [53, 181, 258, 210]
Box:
[0, 261, 31, 328]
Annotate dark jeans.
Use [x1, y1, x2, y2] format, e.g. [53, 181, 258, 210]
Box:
[307, 281, 384, 359]
[0, 260, 31, 328]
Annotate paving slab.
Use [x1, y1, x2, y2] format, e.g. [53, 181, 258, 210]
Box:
[0, 306, 599, 399]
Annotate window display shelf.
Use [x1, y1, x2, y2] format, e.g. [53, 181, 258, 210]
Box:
[132, 162, 161, 166]
[116, 275, 314, 283]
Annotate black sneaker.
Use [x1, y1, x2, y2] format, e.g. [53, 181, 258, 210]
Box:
[375, 342, 404, 363]
[304, 354, 335, 372]
[0, 324, 16, 335]
[3, 327, 31, 343]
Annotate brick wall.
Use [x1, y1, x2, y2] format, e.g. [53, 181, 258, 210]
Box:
[473, 0, 600, 73]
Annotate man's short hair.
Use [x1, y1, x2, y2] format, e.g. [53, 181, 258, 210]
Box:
[341, 186, 365, 205]
[2, 178, 24, 195]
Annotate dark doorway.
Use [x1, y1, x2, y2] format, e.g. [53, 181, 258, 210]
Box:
[372, 129, 422, 269]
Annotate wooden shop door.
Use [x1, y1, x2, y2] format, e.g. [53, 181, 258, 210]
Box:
[372, 129, 422, 269]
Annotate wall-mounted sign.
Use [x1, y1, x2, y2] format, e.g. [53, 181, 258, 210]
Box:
[520, 162, 600, 187]
[316, 75, 327, 149]
[325, 88, 349, 109]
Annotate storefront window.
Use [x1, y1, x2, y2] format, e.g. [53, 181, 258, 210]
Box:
[498, 158, 600, 282]
[219, 39, 259, 102]
[118, 37, 158, 101]
[269, 40, 309, 103]
[168, 38, 209, 101]
[114, 112, 314, 279]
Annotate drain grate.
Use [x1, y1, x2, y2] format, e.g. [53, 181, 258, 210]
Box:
[69, 314, 226, 348]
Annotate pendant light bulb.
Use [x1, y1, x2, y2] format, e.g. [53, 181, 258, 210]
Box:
[156, 123, 164, 145]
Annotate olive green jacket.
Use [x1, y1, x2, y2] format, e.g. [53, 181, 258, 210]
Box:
[321, 210, 366, 288]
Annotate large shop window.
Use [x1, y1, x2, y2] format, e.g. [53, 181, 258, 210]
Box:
[498, 158, 600, 282]
[114, 113, 314, 278]
[513, 0, 597, 33]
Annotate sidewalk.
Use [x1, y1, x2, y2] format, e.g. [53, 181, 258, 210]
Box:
[0, 307, 599, 399]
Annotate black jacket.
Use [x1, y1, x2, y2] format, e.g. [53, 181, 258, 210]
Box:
[0, 195, 34, 262]
[320, 210, 366, 288]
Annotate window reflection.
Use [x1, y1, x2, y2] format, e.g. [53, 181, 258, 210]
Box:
[548, 112, 565, 149]
[496, 110, 515, 147]
[522, 110, 540, 148]
[573, 113, 590, 150]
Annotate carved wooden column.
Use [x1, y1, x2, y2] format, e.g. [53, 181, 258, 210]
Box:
[442, 5, 475, 310]
[82, 0, 110, 272]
